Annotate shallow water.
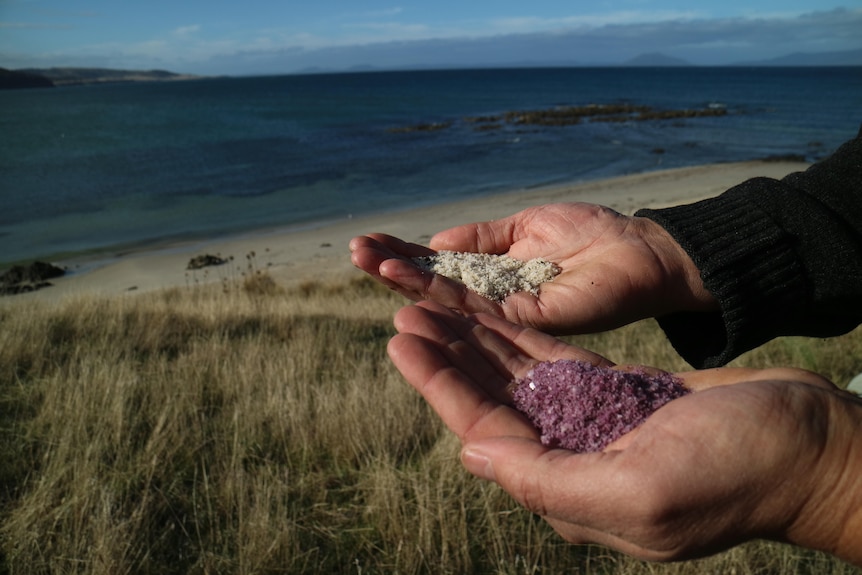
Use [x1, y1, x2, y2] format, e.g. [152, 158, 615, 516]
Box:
[1, 67, 860, 265]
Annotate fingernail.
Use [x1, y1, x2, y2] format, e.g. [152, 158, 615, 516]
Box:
[461, 447, 496, 482]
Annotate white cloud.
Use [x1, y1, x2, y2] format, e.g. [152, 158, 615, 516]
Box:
[363, 7, 404, 19]
[339, 20, 429, 37]
[172, 24, 201, 38]
[489, 10, 702, 33]
[3, 7, 860, 74]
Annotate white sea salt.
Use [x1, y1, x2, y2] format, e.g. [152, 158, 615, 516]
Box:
[413, 250, 561, 302]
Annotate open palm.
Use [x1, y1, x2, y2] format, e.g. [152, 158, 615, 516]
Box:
[388, 301, 858, 562]
[351, 202, 714, 334]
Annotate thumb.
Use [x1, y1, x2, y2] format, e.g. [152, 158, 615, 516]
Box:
[461, 437, 614, 518]
[431, 220, 513, 254]
[461, 437, 550, 485]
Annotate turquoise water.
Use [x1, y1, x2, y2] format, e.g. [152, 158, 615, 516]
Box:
[1, 67, 860, 265]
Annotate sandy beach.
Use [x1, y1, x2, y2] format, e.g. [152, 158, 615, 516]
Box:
[14, 160, 808, 301]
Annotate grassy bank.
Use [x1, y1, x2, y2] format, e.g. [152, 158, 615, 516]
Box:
[0, 271, 858, 574]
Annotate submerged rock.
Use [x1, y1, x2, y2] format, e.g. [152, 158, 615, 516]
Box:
[388, 103, 730, 134]
[187, 254, 228, 270]
[0, 261, 65, 295]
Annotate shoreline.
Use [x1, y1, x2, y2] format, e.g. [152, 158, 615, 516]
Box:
[8, 159, 809, 302]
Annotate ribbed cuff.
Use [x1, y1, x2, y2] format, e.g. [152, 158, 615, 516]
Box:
[636, 180, 807, 368]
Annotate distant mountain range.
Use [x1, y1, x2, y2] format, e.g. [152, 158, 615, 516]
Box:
[623, 48, 862, 67]
[0, 67, 202, 89]
[296, 48, 862, 74]
[733, 48, 862, 66]
[2, 48, 860, 89]
[621, 53, 691, 66]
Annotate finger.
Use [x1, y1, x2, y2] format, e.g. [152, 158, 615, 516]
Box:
[349, 235, 399, 277]
[378, 258, 504, 316]
[351, 234, 504, 315]
[349, 233, 435, 257]
[406, 300, 608, 380]
[430, 221, 506, 254]
[464, 434, 729, 562]
[349, 234, 433, 272]
[349, 254, 422, 301]
[349, 235, 437, 300]
[676, 367, 837, 392]
[394, 302, 527, 402]
[387, 331, 537, 442]
[404, 303, 614, 408]
[460, 437, 636, 540]
[470, 311, 613, 368]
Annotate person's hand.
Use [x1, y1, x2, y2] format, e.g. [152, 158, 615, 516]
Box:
[350, 202, 716, 334]
[387, 300, 862, 564]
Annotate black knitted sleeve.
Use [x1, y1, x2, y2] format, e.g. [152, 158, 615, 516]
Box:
[635, 126, 862, 368]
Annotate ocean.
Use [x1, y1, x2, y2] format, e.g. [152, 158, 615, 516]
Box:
[1, 67, 860, 266]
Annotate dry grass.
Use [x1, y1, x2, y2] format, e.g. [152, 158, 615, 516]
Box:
[0, 272, 859, 574]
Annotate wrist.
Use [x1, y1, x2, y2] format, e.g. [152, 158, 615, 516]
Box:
[632, 216, 717, 314]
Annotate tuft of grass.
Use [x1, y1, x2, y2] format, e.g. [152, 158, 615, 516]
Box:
[0, 274, 859, 574]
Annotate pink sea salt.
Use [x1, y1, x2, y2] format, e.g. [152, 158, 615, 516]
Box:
[511, 359, 690, 453]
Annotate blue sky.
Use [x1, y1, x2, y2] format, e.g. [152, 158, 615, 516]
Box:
[2, 1, 861, 74]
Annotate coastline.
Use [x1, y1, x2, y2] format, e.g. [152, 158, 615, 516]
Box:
[10, 159, 809, 302]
